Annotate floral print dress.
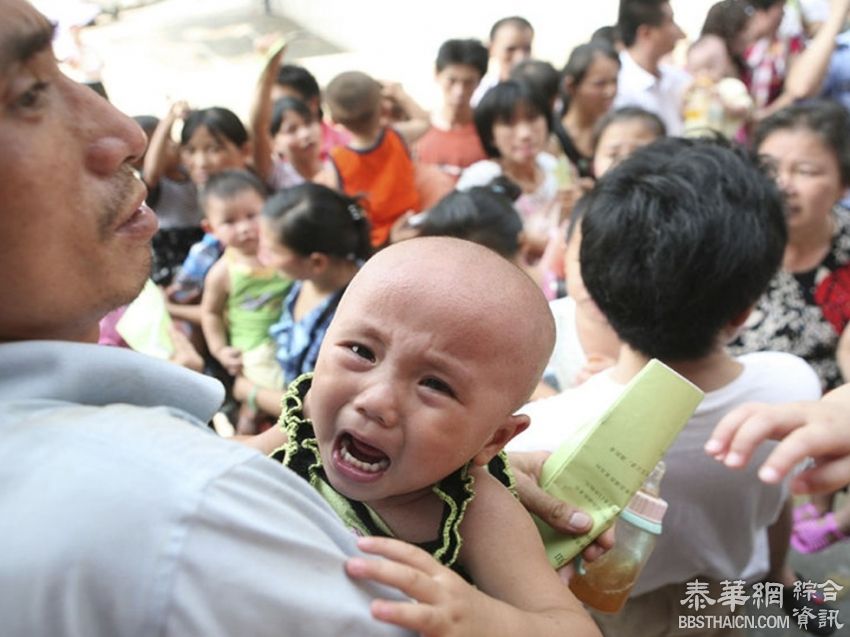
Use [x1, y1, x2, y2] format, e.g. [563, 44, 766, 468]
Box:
[730, 206, 850, 391]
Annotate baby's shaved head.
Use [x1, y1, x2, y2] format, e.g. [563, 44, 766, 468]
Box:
[336, 237, 554, 407]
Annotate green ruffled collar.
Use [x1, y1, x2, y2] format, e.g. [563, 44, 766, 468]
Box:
[271, 374, 518, 573]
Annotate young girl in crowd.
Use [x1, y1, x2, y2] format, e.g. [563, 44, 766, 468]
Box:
[134, 110, 204, 287]
[250, 42, 330, 192]
[551, 41, 620, 179]
[165, 106, 252, 314]
[591, 106, 666, 178]
[232, 183, 372, 417]
[199, 171, 291, 434]
[458, 80, 570, 265]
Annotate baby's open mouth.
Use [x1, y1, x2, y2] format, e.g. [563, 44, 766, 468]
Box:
[338, 433, 390, 474]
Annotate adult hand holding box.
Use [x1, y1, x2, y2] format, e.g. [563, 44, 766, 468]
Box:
[535, 359, 704, 568]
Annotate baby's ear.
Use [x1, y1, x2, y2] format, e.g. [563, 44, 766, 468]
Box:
[471, 414, 530, 466]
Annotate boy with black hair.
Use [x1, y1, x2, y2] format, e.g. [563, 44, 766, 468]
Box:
[614, 0, 689, 135]
[511, 138, 822, 636]
[415, 38, 489, 182]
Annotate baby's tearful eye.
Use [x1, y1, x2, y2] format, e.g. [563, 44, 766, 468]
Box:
[349, 344, 375, 362]
[421, 377, 455, 397]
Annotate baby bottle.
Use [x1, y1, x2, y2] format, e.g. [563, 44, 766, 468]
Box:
[569, 461, 668, 613]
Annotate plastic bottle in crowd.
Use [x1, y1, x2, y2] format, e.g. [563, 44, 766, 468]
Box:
[569, 461, 668, 613]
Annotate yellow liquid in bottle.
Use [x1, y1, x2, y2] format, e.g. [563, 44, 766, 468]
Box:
[569, 559, 640, 614]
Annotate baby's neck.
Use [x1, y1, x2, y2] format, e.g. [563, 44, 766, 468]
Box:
[364, 487, 446, 545]
[226, 246, 261, 267]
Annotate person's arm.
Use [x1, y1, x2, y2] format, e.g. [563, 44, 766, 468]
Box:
[382, 82, 431, 146]
[165, 301, 203, 325]
[143, 101, 187, 189]
[232, 374, 284, 418]
[168, 324, 204, 372]
[346, 472, 602, 637]
[705, 383, 850, 494]
[200, 259, 243, 377]
[249, 40, 286, 184]
[759, 0, 850, 119]
[461, 471, 601, 634]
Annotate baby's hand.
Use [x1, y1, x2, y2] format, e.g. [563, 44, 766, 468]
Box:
[214, 346, 243, 376]
[346, 536, 496, 637]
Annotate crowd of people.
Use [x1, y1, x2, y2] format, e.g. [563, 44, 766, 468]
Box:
[5, 0, 850, 635]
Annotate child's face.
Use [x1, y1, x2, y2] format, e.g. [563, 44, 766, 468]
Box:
[493, 104, 547, 166]
[273, 110, 321, 163]
[181, 125, 247, 186]
[259, 218, 314, 280]
[306, 267, 528, 509]
[686, 36, 730, 83]
[204, 190, 263, 254]
[593, 119, 659, 178]
[491, 24, 533, 79]
[274, 111, 322, 161]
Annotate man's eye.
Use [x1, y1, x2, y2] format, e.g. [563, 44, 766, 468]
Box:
[349, 344, 375, 362]
[15, 81, 48, 110]
[421, 377, 455, 398]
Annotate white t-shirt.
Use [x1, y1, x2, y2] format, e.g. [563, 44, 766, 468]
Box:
[456, 152, 559, 237]
[614, 50, 692, 137]
[542, 296, 589, 392]
[510, 351, 821, 595]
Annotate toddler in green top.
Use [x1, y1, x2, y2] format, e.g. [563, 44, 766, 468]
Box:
[200, 170, 290, 433]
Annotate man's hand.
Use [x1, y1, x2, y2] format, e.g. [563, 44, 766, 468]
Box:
[509, 450, 615, 563]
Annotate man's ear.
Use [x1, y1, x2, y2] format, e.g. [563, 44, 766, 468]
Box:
[636, 23, 654, 44]
[471, 413, 530, 466]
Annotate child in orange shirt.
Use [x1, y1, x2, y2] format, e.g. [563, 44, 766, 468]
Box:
[322, 71, 427, 247]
